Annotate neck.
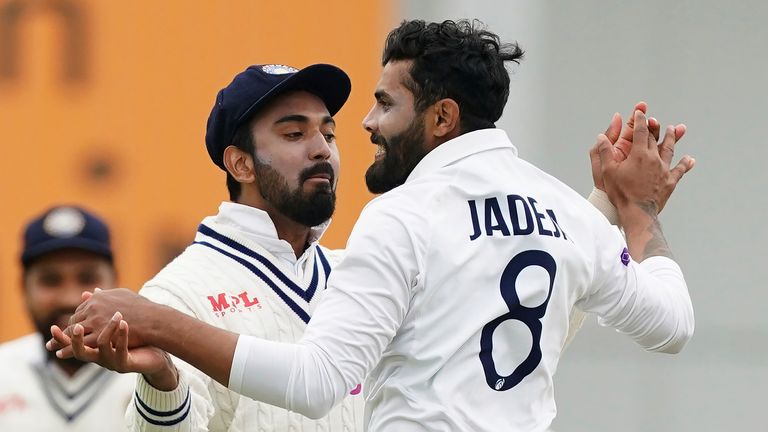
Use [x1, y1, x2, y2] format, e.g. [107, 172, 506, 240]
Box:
[236, 192, 312, 258]
[269, 211, 312, 258]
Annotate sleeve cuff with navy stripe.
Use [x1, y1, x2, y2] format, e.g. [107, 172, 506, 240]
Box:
[134, 371, 192, 426]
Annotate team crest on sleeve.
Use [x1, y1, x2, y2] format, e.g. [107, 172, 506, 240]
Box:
[620, 247, 630, 266]
[261, 64, 298, 75]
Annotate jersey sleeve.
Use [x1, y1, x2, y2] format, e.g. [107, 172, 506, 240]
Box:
[229, 194, 421, 418]
[563, 188, 621, 349]
[576, 219, 694, 353]
[124, 282, 217, 431]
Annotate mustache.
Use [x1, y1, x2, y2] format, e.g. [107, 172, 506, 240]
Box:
[370, 134, 387, 147]
[299, 162, 336, 183]
[39, 308, 75, 330]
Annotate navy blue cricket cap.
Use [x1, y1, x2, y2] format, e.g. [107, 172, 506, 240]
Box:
[205, 63, 352, 170]
[21, 206, 113, 267]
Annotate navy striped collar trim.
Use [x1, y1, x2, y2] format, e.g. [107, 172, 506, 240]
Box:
[197, 224, 324, 301]
[33, 363, 114, 422]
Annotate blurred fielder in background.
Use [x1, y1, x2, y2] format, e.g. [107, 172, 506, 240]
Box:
[0, 206, 134, 431]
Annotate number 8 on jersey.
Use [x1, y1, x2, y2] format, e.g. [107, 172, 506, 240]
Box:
[479, 250, 556, 391]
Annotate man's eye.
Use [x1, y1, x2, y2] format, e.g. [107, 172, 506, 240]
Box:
[39, 274, 61, 287]
[78, 272, 99, 285]
[285, 132, 303, 139]
[324, 133, 336, 142]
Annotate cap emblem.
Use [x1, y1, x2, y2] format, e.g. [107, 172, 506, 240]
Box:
[261, 64, 298, 75]
[42, 207, 86, 238]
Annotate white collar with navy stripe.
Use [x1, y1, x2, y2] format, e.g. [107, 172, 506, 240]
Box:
[406, 128, 517, 183]
[211, 201, 330, 263]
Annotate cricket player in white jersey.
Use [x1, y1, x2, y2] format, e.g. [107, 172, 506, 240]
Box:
[0, 206, 134, 431]
[102, 64, 364, 431]
[52, 20, 695, 432]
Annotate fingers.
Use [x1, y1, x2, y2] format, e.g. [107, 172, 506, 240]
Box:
[604, 112, 622, 143]
[648, 117, 660, 142]
[113, 320, 130, 367]
[634, 101, 648, 115]
[624, 101, 647, 131]
[658, 122, 689, 165]
[658, 125, 677, 165]
[631, 110, 651, 152]
[615, 102, 648, 156]
[97, 312, 122, 354]
[68, 324, 100, 362]
[674, 123, 686, 141]
[47, 325, 71, 352]
[595, 134, 617, 169]
[56, 345, 75, 359]
[590, 139, 604, 190]
[669, 155, 696, 183]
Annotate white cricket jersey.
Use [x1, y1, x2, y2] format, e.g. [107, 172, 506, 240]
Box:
[0, 333, 135, 431]
[126, 202, 364, 431]
[229, 129, 694, 431]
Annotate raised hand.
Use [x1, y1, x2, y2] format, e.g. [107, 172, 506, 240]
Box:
[590, 103, 687, 214]
[597, 110, 695, 261]
[597, 110, 694, 214]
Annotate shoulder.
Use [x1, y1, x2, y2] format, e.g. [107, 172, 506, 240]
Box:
[144, 243, 233, 287]
[360, 184, 434, 226]
[0, 333, 41, 355]
[139, 244, 238, 308]
[0, 333, 42, 363]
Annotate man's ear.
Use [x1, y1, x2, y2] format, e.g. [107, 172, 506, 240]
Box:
[431, 98, 460, 138]
[223, 145, 256, 184]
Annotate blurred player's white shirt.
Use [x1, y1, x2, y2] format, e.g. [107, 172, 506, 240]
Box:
[126, 202, 363, 431]
[0, 333, 134, 431]
[230, 129, 694, 431]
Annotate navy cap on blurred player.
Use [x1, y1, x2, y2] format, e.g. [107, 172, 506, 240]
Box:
[205, 64, 352, 170]
[21, 206, 113, 267]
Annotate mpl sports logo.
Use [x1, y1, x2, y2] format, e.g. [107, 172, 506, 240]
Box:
[207, 291, 262, 318]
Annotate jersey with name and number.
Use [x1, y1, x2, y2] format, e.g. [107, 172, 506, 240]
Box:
[230, 129, 694, 432]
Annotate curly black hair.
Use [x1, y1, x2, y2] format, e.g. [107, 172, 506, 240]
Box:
[382, 19, 524, 132]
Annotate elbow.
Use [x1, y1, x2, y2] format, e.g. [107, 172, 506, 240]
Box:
[652, 310, 695, 354]
[292, 400, 335, 420]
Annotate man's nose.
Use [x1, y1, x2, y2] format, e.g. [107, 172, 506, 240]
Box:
[309, 132, 332, 161]
[60, 283, 88, 310]
[362, 106, 377, 133]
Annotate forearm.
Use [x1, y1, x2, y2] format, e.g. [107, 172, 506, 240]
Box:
[143, 302, 238, 388]
[618, 202, 673, 261]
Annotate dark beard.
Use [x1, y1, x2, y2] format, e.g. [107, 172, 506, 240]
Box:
[255, 161, 336, 227]
[33, 310, 86, 369]
[365, 118, 428, 194]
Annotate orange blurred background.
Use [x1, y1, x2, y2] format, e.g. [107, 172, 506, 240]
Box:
[0, 0, 393, 342]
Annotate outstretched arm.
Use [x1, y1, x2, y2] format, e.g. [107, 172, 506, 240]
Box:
[50, 289, 238, 389]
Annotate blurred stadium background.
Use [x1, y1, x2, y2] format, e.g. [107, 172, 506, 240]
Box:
[1, 1, 765, 430]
